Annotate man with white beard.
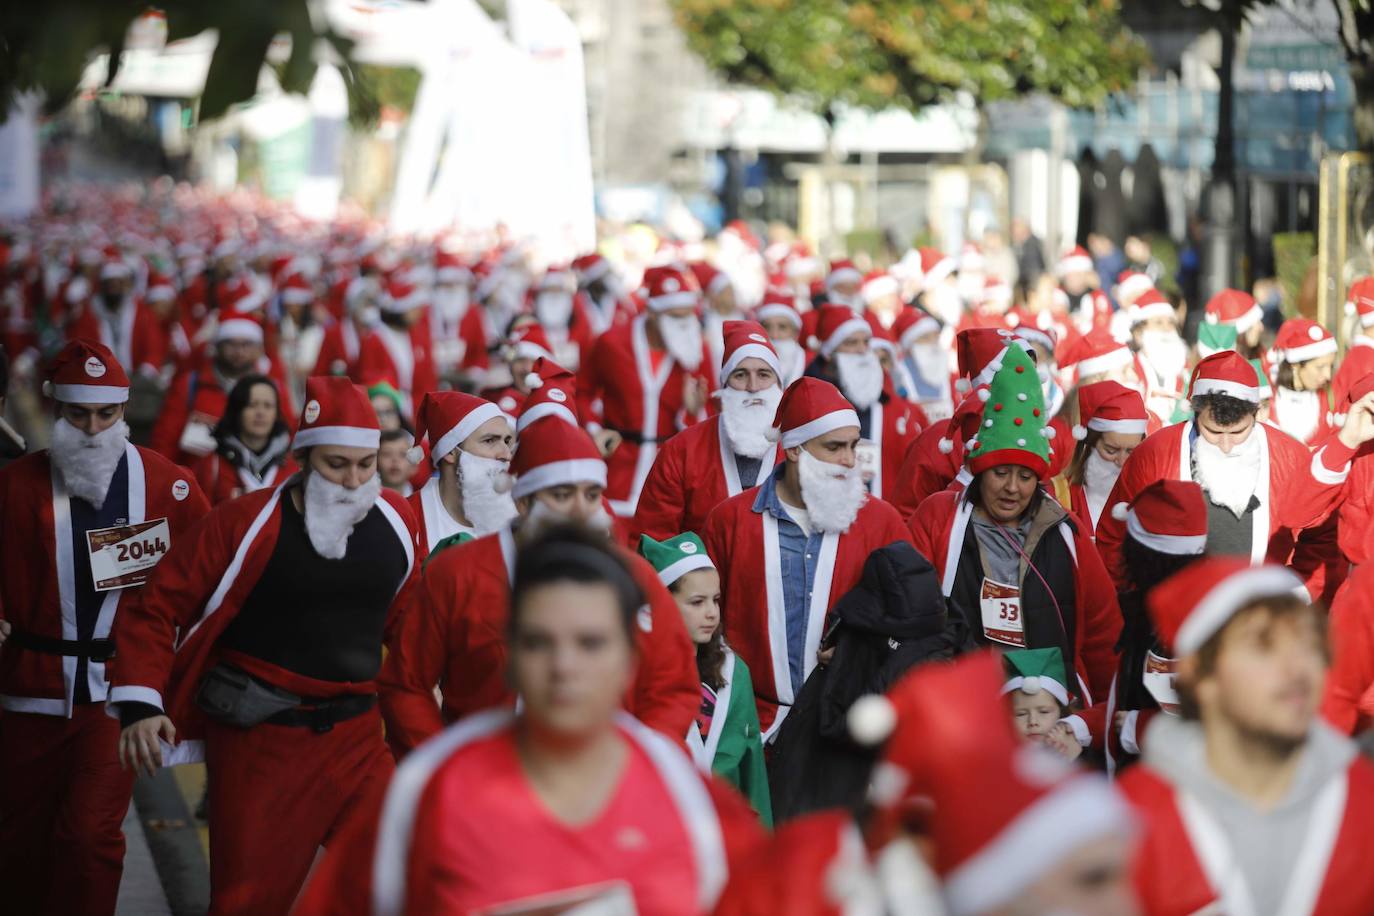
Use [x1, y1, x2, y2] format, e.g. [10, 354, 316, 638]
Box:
[636, 321, 784, 540]
[1129, 288, 1190, 423]
[111, 376, 420, 913]
[0, 341, 207, 916]
[379, 415, 699, 754]
[530, 264, 595, 372]
[821, 258, 865, 310]
[754, 289, 808, 386]
[577, 263, 715, 518]
[429, 249, 473, 378]
[893, 307, 955, 422]
[703, 377, 912, 739]
[405, 391, 516, 558]
[690, 260, 746, 377]
[1097, 350, 1374, 593]
[804, 304, 921, 502]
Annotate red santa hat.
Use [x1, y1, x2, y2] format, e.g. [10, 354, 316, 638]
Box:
[892, 307, 941, 350]
[1148, 559, 1305, 656]
[415, 391, 509, 464]
[753, 289, 804, 331]
[509, 416, 607, 500]
[45, 339, 130, 404]
[814, 304, 872, 359]
[773, 377, 861, 449]
[1274, 317, 1337, 364]
[1073, 380, 1148, 439]
[825, 259, 863, 291]
[280, 272, 314, 306]
[938, 386, 993, 454]
[955, 327, 1019, 390]
[1115, 269, 1155, 303]
[99, 248, 133, 281]
[1188, 350, 1262, 403]
[860, 270, 899, 305]
[215, 307, 265, 345]
[849, 653, 1133, 914]
[719, 320, 781, 386]
[518, 358, 579, 433]
[1056, 245, 1094, 276]
[1115, 479, 1208, 556]
[507, 324, 555, 363]
[1204, 288, 1263, 336]
[1127, 288, 1175, 326]
[688, 261, 732, 297]
[639, 264, 701, 312]
[381, 278, 425, 314]
[144, 272, 176, 304]
[434, 250, 472, 284]
[1344, 276, 1374, 329]
[959, 243, 985, 273]
[571, 252, 612, 285]
[293, 376, 381, 450]
[1011, 321, 1056, 358]
[920, 247, 957, 285]
[1060, 327, 1132, 379]
[979, 276, 1013, 310]
[537, 266, 577, 293]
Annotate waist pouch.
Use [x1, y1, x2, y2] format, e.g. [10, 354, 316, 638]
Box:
[195, 664, 302, 728]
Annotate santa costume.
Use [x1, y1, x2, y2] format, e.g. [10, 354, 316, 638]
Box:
[1048, 379, 1149, 532]
[480, 321, 555, 415]
[0, 341, 208, 916]
[1057, 246, 1114, 334]
[636, 321, 784, 540]
[753, 290, 808, 386]
[893, 307, 955, 422]
[702, 377, 912, 738]
[356, 278, 438, 423]
[572, 251, 638, 334]
[1120, 560, 1374, 915]
[577, 263, 715, 517]
[378, 417, 700, 754]
[1333, 276, 1374, 410]
[1269, 317, 1340, 446]
[1129, 289, 1190, 422]
[64, 256, 167, 379]
[530, 263, 597, 372]
[109, 377, 420, 914]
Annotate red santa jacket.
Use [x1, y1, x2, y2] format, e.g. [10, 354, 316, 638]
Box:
[1120, 739, 1374, 915]
[1322, 558, 1374, 735]
[577, 315, 714, 517]
[907, 489, 1121, 705]
[312, 318, 370, 380]
[1338, 446, 1374, 565]
[0, 446, 208, 717]
[107, 482, 419, 764]
[377, 526, 699, 755]
[149, 357, 296, 466]
[457, 303, 507, 374]
[1095, 421, 1358, 590]
[702, 484, 912, 737]
[190, 449, 298, 506]
[357, 319, 438, 424]
[1333, 337, 1374, 411]
[66, 298, 167, 378]
[635, 415, 782, 542]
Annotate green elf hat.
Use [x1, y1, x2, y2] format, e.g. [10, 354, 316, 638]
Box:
[366, 380, 405, 417]
[965, 341, 1053, 477]
[638, 532, 715, 587]
[1196, 323, 1238, 359]
[1000, 647, 1071, 706]
[1248, 359, 1272, 397]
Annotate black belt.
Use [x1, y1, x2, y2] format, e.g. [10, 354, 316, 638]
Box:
[610, 427, 657, 446]
[7, 630, 116, 662]
[265, 694, 377, 733]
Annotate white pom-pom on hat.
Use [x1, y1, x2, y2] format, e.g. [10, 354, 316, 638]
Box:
[977, 389, 991, 402]
[1111, 502, 1129, 521]
[1039, 427, 1055, 438]
[41, 379, 54, 398]
[525, 372, 543, 389]
[937, 437, 954, 454]
[848, 694, 898, 747]
[954, 378, 972, 394]
[1072, 424, 1087, 441]
[405, 445, 424, 464]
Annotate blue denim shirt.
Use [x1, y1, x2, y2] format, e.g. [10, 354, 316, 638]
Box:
[753, 465, 825, 695]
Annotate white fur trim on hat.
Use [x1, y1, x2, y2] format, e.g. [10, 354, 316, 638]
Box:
[215, 318, 264, 344]
[432, 402, 507, 464]
[1189, 377, 1260, 404]
[862, 274, 899, 302]
[516, 402, 578, 434]
[1057, 254, 1094, 276]
[292, 425, 381, 450]
[827, 266, 863, 289]
[1125, 508, 1207, 557]
[1087, 417, 1148, 435]
[1280, 337, 1338, 365]
[1174, 565, 1305, 655]
[899, 316, 941, 349]
[647, 290, 700, 312]
[657, 552, 716, 588]
[513, 340, 554, 362]
[754, 303, 803, 329]
[52, 383, 130, 404]
[511, 457, 607, 500]
[281, 287, 314, 306]
[780, 407, 862, 450]
[1013, 327, 1054, 354]
[1231, 304, 1265, 335]
[1000, 676, 1070, 708]
[719, 342, 782, 387]
[1128, 300, 1176, 325]
[1075, 347, 1133, 379]
[820, 317, 872, 359]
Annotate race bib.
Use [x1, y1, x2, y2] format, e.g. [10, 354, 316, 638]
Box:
[980, 577, 1024, 647]
[86, 518, 172, 591]
[1142, 650, 1180, 715]
[855, 439, 880, 484]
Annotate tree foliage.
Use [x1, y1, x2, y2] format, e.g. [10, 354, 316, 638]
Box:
[669, 0, 1149, 118]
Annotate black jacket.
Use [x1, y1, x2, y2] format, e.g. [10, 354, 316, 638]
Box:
[767, 541, 972, 823]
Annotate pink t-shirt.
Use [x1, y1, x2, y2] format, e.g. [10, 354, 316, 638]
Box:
[405, 730, 699, 915]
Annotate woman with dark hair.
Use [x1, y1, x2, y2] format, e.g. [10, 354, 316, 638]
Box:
[192, 374, 296, 504]
[295, 524, 765, 915]
[1269, 317, 1339, 446]
[1050, 380, 1148, 532]
[640, 532, 770, 825]
[908, 343, 1121, 707]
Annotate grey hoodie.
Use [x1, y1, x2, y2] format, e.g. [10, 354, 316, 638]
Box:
[1143, 716, 1357, 915]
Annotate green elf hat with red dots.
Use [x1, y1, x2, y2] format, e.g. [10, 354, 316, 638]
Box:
[965, 341, 1053, 478]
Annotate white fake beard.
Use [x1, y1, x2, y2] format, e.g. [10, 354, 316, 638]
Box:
[909, 342, 949, 386]
[303, 470, 381, 559]
[835, 350, 885, 409]
[828, 290, 862, 310]
[1082, 449, 1120, 527]
[535, 291, 575, 329]
[719, 385, 783, 459]
[657, 314, 704, 371]
[458, 449, 518, 534]
[1141, 330, 1188, 384]
[798, 448, 867, 534]
[50, 418, 129, 509]
[434, 286, 470, 322]
[1274, 386, 1321, 444]
[1194, 429, 1262, 518]
[772, 338, 805, 383]
[523, 496, 614, 538]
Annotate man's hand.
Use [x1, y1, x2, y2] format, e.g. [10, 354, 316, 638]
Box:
[1338, 392, 1374, 449]
[0, 619, 10, 650]
[816, 645, 836, 668]
[119, 715, 177, 777]
[683, 377, 706, 417]
[593, 429, 622, 457]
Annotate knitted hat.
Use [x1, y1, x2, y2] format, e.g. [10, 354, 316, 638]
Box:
[45, 339, 130, 404]
[1147, 559, 1305, 656]
[1274, 317, 1337, 364]
[1000, 647, 1071, 707]
[1250, 359, 1273, 397]
[814, 304, 872, 359]
[1116, 479, 1207, 556]
[509, 416, 606, 500]
[1195, 322, 1238, 358]
[826, 259, 863, 290]
[1057, 246, 1093, 276]
[415, 391, 508, 463]
[1188, 351, 1262, 403]
[1060, 327, 1132, 380]
[518, 358, 579, 433]
[1072, 380, 1148, 440]
[1204, 288, 1263, 335]
[966, 343, 1052, 477]
[773, 377, 860, 449]
[955, 327, 1019, 391]
[719, 320, 781, 387]
[639, 264, 701, 312]
[294, 376, 381, 450]
[753, 289, 803, 331]
[1345, 276, 1374, 328]
[893, 307, 941, 350]
[1127, 288, 1175, 326]
[1115, 269, 1155, 304]
[638, 532, 715, 587]
[506, 324, 555, 363]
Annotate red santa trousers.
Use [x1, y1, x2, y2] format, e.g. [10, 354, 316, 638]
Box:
[203, 709, 393, 915]
[0, 705, 135, 916]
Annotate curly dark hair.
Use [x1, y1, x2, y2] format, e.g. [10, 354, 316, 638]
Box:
[1190, 392, 1258, 428]
[669, 578, 727, 690]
